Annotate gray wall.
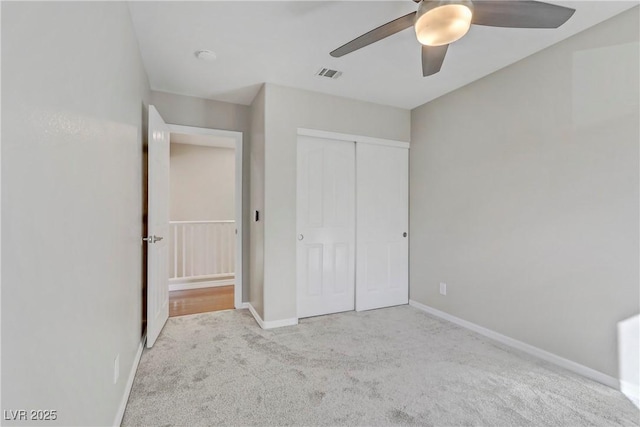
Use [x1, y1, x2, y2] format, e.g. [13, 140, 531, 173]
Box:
[151, 91, 251, 302]
[410, 8, 639, 378]
[170, 144, 235, 221]
[263, 84, 411, 321]
[1, 2, 150, 425]
[249, 85, 266, 318]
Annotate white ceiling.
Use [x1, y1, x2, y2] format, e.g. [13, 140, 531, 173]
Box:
[128, 1, 637, 110]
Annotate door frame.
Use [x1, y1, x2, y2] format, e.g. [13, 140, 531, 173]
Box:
[297, 128, 410, 149]
[168, 124, 244, 309]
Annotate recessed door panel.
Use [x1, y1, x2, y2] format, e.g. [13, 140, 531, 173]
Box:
[307, 150, 324, 228]
[333, 243, 349, 294]
[306, 244, 323, 296]
[364, 243, 387, 291]
[297, 136, 355, 319]
[388, 240, 405, 289]
[325, 153, 351, 228]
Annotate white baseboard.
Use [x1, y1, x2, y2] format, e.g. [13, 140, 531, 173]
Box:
[408, 300, 619, 390]
[169, 279, 234, 291]
[264, 316, 299, 329]
[237, 302, 249, 309]
[246, 303, 298, 329]
[246, 303, 266, 328]
[113, 335, 146, 427]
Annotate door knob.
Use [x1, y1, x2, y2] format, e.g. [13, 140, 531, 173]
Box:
[403, 232, 407, 237]
[142, 235, 163, 243]
[298, 234, 304, 241]
[153, 236, 163, 243]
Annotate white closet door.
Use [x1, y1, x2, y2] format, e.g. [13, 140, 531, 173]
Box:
[356, 143, 409, 311]
[297, 136, 355, 318]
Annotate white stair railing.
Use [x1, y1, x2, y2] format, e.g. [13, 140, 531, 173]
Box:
[169, 220, 235, 282]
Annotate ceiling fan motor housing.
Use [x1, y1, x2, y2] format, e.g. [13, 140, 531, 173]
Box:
[415, 0, 474, 46]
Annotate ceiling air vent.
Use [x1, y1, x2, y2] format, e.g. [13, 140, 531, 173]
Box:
[316, 67, 342, 80]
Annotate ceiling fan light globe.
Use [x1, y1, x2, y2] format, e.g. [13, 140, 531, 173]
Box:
[415, 1, 473, 46]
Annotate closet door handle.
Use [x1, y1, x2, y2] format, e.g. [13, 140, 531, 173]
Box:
[403, 232, 407, 237]
[298, 234, 304, 241]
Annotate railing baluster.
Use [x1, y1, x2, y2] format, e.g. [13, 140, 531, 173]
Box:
[220, 225, 224, 275]
[205, 223, 209, 277]
[181, 224, 186, 278]
[220, 224, 225, 274]
[212, 223, 216, 276]
[193, 224, 198, 277]
[215, 225, 221, 275]
[222, 224, 227, 274]
[173, 225, 178, 279]
[230, 224, 234, 274]
[190, 225, 194, 278]
[195, 223, 200, 277]
[228, 224, 233, 274]
[221, 224, 225, 274]
[168, 220, 235, 283]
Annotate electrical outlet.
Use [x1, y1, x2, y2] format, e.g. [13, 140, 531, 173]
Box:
[114, 354, 120, 384]
[439, 282, 447, 296]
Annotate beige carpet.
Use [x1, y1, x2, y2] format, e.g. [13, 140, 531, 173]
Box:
[123, 306, 639, 426]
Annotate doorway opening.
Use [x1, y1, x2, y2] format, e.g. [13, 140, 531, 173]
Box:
[167, 125, 243, 317]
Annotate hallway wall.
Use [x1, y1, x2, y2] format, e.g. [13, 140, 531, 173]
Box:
[170, 144, 235, 221]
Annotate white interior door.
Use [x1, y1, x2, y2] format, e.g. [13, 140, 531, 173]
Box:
[356, 143, 409, 311]
[297, 136, 355, 318]
[146, 105, 170, 347]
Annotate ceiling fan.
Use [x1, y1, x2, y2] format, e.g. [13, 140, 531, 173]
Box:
[330, 0, 576, 76]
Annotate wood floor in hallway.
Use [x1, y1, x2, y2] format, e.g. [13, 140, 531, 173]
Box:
[169, 286, 234, 317]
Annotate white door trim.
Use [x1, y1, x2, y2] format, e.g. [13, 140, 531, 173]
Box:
[297, 128, 410, 149]
[167, 124, 244, 309]
[169, 124, 243, 143]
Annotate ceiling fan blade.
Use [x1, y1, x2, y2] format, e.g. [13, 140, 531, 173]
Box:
[330, 12, 417, 57]
[422, 44, 449, 76]
[472, 1, 576, 28]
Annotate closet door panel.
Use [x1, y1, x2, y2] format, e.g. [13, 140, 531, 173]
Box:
[356, 143, 409, 311]
[297, 136, 355, 318]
